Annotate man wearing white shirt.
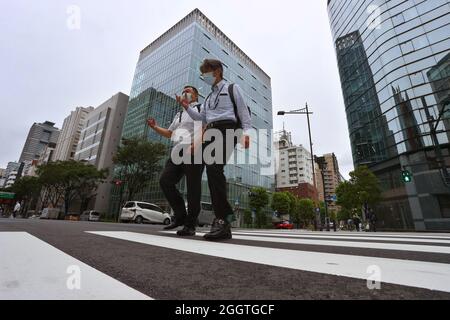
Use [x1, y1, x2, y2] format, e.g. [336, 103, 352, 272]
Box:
[179, 59, 251, 241]
[148, 86, 204, 237]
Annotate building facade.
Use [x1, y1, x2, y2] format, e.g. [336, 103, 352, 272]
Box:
[0, 168, 5, 188]
[111, 9, 274, 213]
[19, 121, 60, 164]
[54, 107, 94, 161]
[328, 0, 450, 230]
[315, 153, 342, 213]
[275, 129, 318, 202]
[75, 92, 129, 214]
[3, 162, 21, 189]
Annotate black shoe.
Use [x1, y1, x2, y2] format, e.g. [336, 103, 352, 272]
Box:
[177, 226, 196, 237]
[164, 222, 184, 231]
[204, 219, 232, 241]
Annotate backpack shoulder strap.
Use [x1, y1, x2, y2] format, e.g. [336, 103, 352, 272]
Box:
[228, 84, 240, 125]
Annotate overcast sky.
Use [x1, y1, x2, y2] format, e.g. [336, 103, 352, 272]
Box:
[0, 0, 354, 177]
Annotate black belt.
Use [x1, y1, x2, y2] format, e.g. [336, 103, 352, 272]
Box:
[206, 120, 237, 129]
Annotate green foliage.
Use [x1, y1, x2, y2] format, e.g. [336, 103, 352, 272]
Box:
[336, 165, 381, 214]
[243, 209, 253, 227]
[298, 198, 315, 224]
[329, 210, 337, 221]
[254, 210, 268, 229]
[249, 187, 269, 211]
[249, 187, 270, 229]
[337, 208, 352, 221]
[271, 192, 291, 215]
[11, 176, 42, 217]
[11, 176, 41, 201]
[113, 137, 166, 202]
[37, 161, 107, 216]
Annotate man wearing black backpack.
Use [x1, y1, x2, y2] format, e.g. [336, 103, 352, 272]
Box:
[179, 59, 251, 241]
[148, 85, 204, 237]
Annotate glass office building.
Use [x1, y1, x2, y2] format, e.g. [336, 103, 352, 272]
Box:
[111, 9, 274, 218]
[328, 0, 450, 230]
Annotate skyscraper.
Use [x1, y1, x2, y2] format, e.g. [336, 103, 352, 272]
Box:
[111, 8, 274, 214]
[328, 0, 450, 230]
[53, 106, 94, 161]
[19, 121, 60, 163]
[75, 92, 129, 214]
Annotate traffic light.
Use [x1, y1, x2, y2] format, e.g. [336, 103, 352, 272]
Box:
[402, 170, 412, 183]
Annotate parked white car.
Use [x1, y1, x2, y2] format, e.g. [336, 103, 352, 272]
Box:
[80, 210, 101, 222]
[120, 201, 171, 225]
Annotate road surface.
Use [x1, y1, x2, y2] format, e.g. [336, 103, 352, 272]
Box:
[1, 218, 450, 300]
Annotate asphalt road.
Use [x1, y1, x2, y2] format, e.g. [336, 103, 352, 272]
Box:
[1, 218, 450, 300]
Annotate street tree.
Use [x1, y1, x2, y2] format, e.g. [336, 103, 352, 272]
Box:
[298, 198, 315, 228]
[249, 187, 269, 228]
[37, 161, 107, 217]
[11, 176, 42, 217]
[113, 137, 166, 204]
[336, 165, 381, 217]
[271, 192, 291, 219]
[37, 161, 67, 209]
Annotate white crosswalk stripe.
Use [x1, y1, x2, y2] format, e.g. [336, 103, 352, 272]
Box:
[160, 231, 450, 254]
[2, 228, 450, 299]
[229, 230, 450, 243]
[0, 232, 152, 300]
[87, 231, 450, 293]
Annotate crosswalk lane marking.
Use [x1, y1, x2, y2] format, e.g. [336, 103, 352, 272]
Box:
[0, 232, 151, 300]
[87, 231, 450, 293]
[229, 230, 450, 241]
[228, 231, 450, 245]
[161, 231, 450, 254]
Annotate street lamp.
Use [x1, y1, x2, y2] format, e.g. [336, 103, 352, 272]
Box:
[277, 103, 316, 188]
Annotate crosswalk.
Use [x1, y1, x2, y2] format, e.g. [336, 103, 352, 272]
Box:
[1, 228, 450, 299]
[90, 230, 450, 293]
[0, 232, 151, 300]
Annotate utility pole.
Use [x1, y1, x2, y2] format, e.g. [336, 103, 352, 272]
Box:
[277, 103, 316, 188]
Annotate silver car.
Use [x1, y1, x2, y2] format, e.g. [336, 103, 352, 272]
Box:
[121, 201, 172, 225]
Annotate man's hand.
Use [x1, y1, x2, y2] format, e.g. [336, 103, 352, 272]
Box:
[241, 135, 250, 149]
[176, 95, 190, 109]
[147, 118, 157, 128]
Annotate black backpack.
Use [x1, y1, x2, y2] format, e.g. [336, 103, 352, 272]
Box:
[228, 84, 251, 129]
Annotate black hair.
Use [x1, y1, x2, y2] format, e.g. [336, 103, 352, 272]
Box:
[183, 85, 199, 96]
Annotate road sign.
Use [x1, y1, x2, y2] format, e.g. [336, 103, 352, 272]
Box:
[0, 192, 15, 200]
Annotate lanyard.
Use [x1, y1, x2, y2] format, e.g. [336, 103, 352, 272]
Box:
[206, 83, 226, 110]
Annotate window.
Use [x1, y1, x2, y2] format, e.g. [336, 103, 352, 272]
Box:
[137, 203, 150, 210]
[124, 202, 135, 208]
[149, 205, 164, 213]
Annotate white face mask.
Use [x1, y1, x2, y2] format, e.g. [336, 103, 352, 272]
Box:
[202, 72, 216, 86]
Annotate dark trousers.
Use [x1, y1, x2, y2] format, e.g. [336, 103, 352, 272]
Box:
[203, 123, 239, 220]
[159, 158, 204, 228]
